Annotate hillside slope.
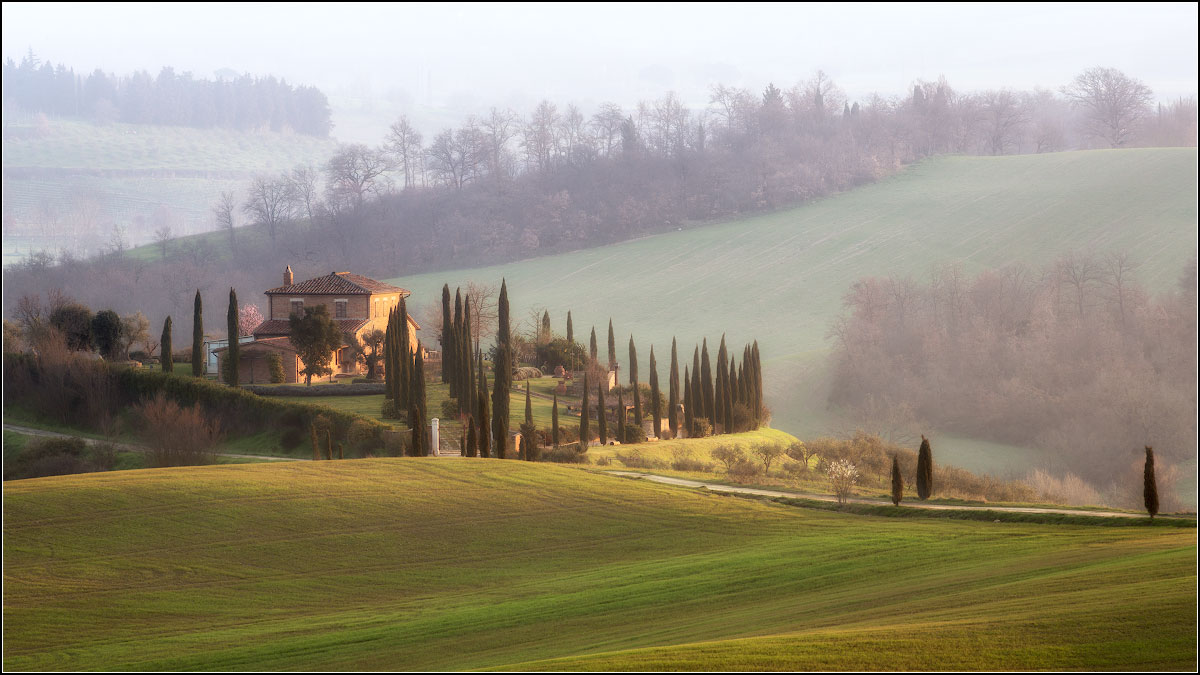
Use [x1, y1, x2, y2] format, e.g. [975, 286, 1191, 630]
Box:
[385, 148, 1198, 470]
[3, 460, 1195, 671]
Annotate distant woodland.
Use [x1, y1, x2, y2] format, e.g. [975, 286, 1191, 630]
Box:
[2, 64, 1196, 329]
[828, 254, 1198, 503]
[1, 51, 332, 136]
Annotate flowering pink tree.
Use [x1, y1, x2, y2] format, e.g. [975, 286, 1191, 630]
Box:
[238, 304, 264, 337]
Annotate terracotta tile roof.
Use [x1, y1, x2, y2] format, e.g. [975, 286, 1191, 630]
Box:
[253, 318, 369, 337]
[266, 272, 410, 296]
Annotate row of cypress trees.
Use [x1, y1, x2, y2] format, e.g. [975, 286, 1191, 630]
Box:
[381, 297, 436, 456]
[155, 288, 222, 379]
[678, 335, 764, 437]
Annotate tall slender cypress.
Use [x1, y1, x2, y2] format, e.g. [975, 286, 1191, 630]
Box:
[715, 335, 728, 432]
[466, 420, 477, 458]
[191, 289, 203, 376]
[476, 352, 490, 458]
[683, 365, 694, 437]
[1144, 446, 1159, 519]
[460, 296, 474, 415]
[451, 289, 463, 396]
[629, 336, 641, 424]
[607, 319, 616, 370]
[492, 280, 511, 459]
[617, 387, 626, 443]
[725, 358, 736, 433]
[752, 341, 763, 421]
[523, 384, 535, 460]
[589, 327, 598, 362]
[916, 435, 933, 500]
[667, 338, 679, 438]
[384, 308, 395, 400]
[225, 287, 239, 385]
[579, 371, 590, 451]
[540, 310, 551, 345]
[649, 346, 661, 439]
[398, 299, 411, 410]
[566, 311, 574, 344]
[552, 394, 560, 448]
[160, 316, 173, 373]
[891, 454, 904, 506]
[411, 344, 428, 456]
[440, 284, 453, 384]
[597, 382, 607, 445]
[700, 339, 713, 424]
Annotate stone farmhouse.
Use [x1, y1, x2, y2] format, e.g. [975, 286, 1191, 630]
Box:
[214, 266, 419, 384]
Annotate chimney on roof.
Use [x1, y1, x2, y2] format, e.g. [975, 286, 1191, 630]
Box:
[284, 265, 293, 286]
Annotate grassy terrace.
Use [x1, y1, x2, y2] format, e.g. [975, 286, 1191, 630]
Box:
[4, 459, 1195, 671]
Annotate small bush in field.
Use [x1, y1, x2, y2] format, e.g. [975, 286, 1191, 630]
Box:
[382, 431, 407, 457]
[541, 445, 590, 464]
[827, 459, 859, 505]
[690, 417, 712, 438]
[614, 449, 666, 469]
[727, 458, 762, 483]
[753, 443, 785, 473]
[670, 448, 714, 472]
[348, 419, 383, 456]
[593, 455, 612, 466]
[711, 444, 746, 472]
[622, 420, 647, 444]
[782, 460, 807, 480]
[136, 391, 221, 467]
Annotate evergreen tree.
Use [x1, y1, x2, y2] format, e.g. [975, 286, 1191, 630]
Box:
[725, 358, 736, 433]
[521, 383, 537, 460]
[700, 339, 713, 423]
[649, 345, 661, 439]
[668, 338, 679, 438]
[566, 311, 574, 344]
[683, 365, 694, 437]
[552, 394, 560, 448]
[579, 371, 590, 451]
[492, 280, 511, 458]
[589, 326, 598, 362]
[916, 435, 933, 500]
[607, 319, 616, 370]
[891, 454, 903, 506]
[751, 341, 763, 423]
[629, 336, 641, 423]
[440, 284, 453, 384]
[1144, 446, 1159, 519]
[617, 387, 626, 443]
[338, 442, 344, 460]
[714, 336, 727, 431]
[598, 382, 607, 445]
[460, 297, 474, 415]
[466, 419, 477, 458]
[540, 310, 551, 345]
[384, 307, 395, 401]
[476, 352, 490, 458]
[451, 289, 463, 396]
[326, 429, 333, 461]
[160, 316, 173, 373]
[191, 289, 203, 376]
[410, 344, 428, 456]
[224, 287, 239, 385]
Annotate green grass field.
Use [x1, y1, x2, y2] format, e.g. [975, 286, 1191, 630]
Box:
[3, 460, 1194, 670]
[382, 149, 1198, 479]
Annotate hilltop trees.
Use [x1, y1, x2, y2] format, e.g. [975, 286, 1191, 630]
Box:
[607, 320, 616, 370]
[1063, 67, 1154, 147]
[916, 435, 933, 500]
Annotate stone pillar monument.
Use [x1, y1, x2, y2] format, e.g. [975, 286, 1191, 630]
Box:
[430, 418, 440, 456]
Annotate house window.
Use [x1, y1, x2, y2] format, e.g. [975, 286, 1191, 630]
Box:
[335, 299, 347, 318]
[290, 299, 304, 315]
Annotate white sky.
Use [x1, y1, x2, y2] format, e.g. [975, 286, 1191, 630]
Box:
[3, 2, 1197, 114]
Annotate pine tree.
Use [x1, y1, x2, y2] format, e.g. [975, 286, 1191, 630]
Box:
[598, 382, 607, 445]
[607, 319, 616, 370]
[492, 280, 511, 459]
[552, 394, 560, 448]
[629, 336, 641, 424]
[476, 352, 490, 458]
[589, 326, 598, 362]
[579, 371, 590, 451]
[160, 316, 173, 373]
[566, 311, 574, 344]
[649, 345, 661, 439]
[440, 284, 453, 384]
[916, 435, 933, 500]
[224, 287, 239, 385]
[1144, 446, 1159, 519]
[891, 454, 903, 506]
[191, 289, 203, 376]
[668, 338, 679, 438]
[617, 387, 626, 443]
[700, 339, 713, 424]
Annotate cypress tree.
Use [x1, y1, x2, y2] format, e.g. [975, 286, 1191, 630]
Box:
[325, 429, 333, 461]
[492, 280, 511, 459]
[617, 387, 626, 443]
[476, 352, 490, 458]
[398, 299, 412, 410]
[725, 358, 736, 433]
[916, 435, 933, 500]
[191, 289, 203, 376]
[384, 308, 395, 400]
[629, 336, 641, 424]
[540, 310, 551, 345]
[686, 365, 696, 432]
[440, 284, 453, 384]
[668, 338, 679, 438]
[224, 287, 239, 385]
[607, 319, 616, 370]
[649, 346, 661, 439]
[522, 383, 535, 460]
[715, 335, 728, 432]
[552, 394, 560, 448]
[460, 297, 474, 415]
[598, 382, 607, 445]
[891, 454, 903, 506]
[1144, 446, 1159, 519]
[589, 326, 598, 362]
[311, 423, 320, 460]
[566, 311, 574, 344]
[579, 371, 590, 451]
[451, 289, 463, 396]
[700, 339, 713, 424]
[160, 316, 173, 373]
[466, 420, 477, 458]
[410, 345, 428, 456]
[337, 442, 344, 460]
[691, 349, 703, 430]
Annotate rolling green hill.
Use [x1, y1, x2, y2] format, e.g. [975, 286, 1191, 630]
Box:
[384, 148, 1198, 476]
[3, 460, 1194, 670]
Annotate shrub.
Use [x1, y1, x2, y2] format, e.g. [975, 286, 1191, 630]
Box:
[537, 338, 588, 371]
[690, 417, 712, 438]
[782, 460, 807, 480]
[614, 449, 667, 469]
[3, 436, 118, 480]
[541, 445, 590, 464]
[381, 398, 401, 419]
[135, 391, 221, 467]
[382, 430, 408, 457]
[279, 427, 305, 450]
[710, 444, 746, 471]
[727, 458, 762, 483]
[622, 420, 647, 444]
[753, 442, 785, 473]
[827, 459, 859, 505]
[267, 353, 285, 383]
[440, 398, 459, 420]
[347, 419, 383, 457]
[513, 366, 543, 380]
[784, 442, 812, 471]
[731, 402, 754, 432]
[670, 448, 714, 473]
[1025, 469, 1103, 507]
[593, 455, 612, 466]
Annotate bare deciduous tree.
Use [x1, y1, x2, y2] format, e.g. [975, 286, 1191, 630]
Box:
[1062, 66, 1153, 147]
[242, 175, 292, 242]
[384, 116, 423, 189]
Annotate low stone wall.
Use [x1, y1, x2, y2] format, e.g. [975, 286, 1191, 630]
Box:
[244, 383, 386, 397]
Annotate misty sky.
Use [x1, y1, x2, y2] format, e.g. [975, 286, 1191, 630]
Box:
[3, 2, 1197, 139]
